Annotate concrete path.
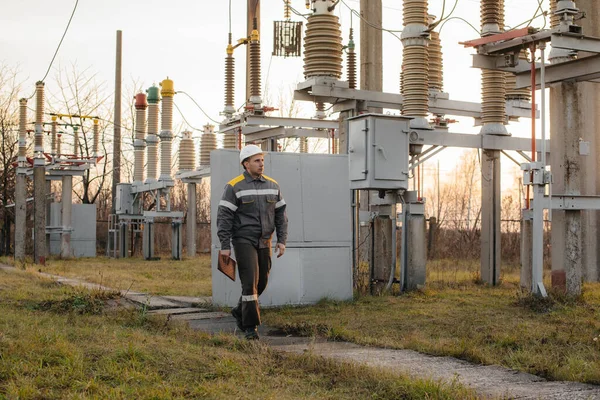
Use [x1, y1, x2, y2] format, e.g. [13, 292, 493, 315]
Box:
[3, 264, 599, 400]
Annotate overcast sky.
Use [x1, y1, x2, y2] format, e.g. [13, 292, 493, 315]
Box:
[0, 0, 550, 187]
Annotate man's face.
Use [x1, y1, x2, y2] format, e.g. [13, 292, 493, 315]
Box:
[244, 153, 264, 176]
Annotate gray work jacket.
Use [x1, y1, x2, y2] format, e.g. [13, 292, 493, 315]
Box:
[217, 170, 288, 250]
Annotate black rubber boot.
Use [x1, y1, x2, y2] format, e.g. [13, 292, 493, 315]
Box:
[231, 307, 244, 332]
[244, 326, 259, 340]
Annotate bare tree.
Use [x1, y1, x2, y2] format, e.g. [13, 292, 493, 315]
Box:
[0, 64, 24, 255]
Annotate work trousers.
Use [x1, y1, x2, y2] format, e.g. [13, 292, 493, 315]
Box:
[232, 242, 271, 328]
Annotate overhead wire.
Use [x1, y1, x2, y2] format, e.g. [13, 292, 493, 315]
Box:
[27, 0, 79, 99]
[338, 0, 403, 41]
[173, 102, 204, 131]
[176, 91, 221, 124]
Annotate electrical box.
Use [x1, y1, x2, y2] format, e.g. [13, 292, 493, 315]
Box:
[115, 183, 133, 215]
[348, 114, 411, 190]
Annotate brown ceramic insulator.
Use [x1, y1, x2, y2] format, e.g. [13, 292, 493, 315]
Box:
[481, 70, 506, 124]
[550, 0, 559, 28]
[506, 49, 531, 101]
[224, 55, 235, 109]
[178, 132, 196, 171]
[249, 41, 261, 99]
[303, 14, 343, 78]
[51, 121, 57, 155]
[93, 121, 100, 156]
[480, 0, 503, 27]
[35, 82, 45, 151]
[428, 31, 443, 91]
[316, 102, 325, 112]
[57, 134, 62, 156]
[19, 99, 27, 158]
[284, 0, 291, 19]
[200, 132, 218, 166]
[402, 46, 429, 117]
[299, 137, 308, 153]
[223, 133, 237, 149]
[404, 0, 428, 25]
[347, 50, 356, 89]
[73, 129, 79, 158]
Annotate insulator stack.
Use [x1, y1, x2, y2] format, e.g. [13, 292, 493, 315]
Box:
[34, 82, 45, 156]
[299, 137, 308, 153]
[284, 0, 291, 19]
[401, 0, 430, 129]
[73, 126, 79, 158]
[178, 131, 196, 171]
[428, 30, 443, 92]
[347, 28, 357, 89]
[146, 85, 160, 183]
[332, 137, 339, 154]
[480, 0, 507, 135]
[224, 52, 235, 116]
[303, 2, 343, 79]
[18, 98, 27, 162]
[57, 133, 62, 156]
[550, 0, 560, 28]
[315, 101, 326, 119]
[51, 117, 57, 155]
[159, 78, 174, 182]
[249, 41, 261, 101]
[93, 119, 99, 157]
[506, 50, 531, 101]
[222, 133, 237, 149]
[133, 93, 148, 184]
[200, 124, 217, 167]
[402, 47, 429, 117]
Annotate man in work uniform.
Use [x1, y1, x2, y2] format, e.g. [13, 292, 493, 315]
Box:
[217, 145, 288, 340]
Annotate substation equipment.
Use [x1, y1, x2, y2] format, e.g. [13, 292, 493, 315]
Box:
[213, 0, 600, 302]
[13, 82, 101, 264]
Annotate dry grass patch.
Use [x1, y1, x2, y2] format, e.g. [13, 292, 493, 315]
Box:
[265, 260, 600, 384]
[1, 255, 212, 296]
[0, 268, 477, 399]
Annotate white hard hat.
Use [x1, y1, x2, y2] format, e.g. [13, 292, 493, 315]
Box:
[239, 144, 264, 164]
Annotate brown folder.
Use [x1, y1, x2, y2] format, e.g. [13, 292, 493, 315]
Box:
[218, 251, 237, 281]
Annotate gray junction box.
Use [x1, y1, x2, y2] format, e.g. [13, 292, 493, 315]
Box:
[348, 114, 411, 190]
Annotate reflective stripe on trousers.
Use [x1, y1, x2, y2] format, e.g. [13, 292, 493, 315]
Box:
[233, 242, 271, 328]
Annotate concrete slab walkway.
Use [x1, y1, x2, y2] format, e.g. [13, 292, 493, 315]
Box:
[3, 263, 599, 400]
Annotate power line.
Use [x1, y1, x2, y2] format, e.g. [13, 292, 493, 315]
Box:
[176, 91, 221, 124]
[173, 101, 204, 131]
[40, 0, 79, 84]
[338, 0, 403, 41]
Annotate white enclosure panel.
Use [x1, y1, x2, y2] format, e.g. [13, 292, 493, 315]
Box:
[300, 247, 353, 303]
[300, 154, 351, 243]
[48, 203, 96, 257]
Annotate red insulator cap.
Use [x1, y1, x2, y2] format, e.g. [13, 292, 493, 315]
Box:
[135, 93, 148, 109]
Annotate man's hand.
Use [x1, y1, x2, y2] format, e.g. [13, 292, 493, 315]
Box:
[220, 249, 231, 260]
[275, 243, 286, 258]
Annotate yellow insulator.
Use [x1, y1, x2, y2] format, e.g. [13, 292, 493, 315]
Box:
[402, 46, 429, 118]
[160, 78, 175, 97]
[250, 29, 260, 42]
[303, 14, 343, 78]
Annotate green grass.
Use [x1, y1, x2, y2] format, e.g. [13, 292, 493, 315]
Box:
[0, 268, 477, 399]
[0, 255, 212, 297]
[264, 260, 600, 384]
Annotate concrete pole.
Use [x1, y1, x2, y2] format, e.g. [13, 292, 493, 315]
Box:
[33, 166, 46, 265]
[61, 176, 73, 258]
[550, 0, 600, 294]
[520, 213, 533, 290]
[15, 174, 26, 262]
[111, 30, 122, 214]
[187, 183, 197, 257]
[481, 150, 501, 285]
